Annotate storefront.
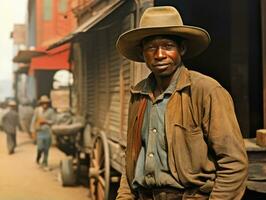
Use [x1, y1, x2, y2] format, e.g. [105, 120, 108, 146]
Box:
[29, 43, 70, 100]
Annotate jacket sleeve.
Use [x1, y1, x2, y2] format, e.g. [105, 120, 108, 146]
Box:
[116, 171, 136, 200]
[15, 112, 20, 128]
[202, 86, 248, 200]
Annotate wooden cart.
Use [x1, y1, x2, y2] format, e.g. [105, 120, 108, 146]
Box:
[69, 1, 152, 199]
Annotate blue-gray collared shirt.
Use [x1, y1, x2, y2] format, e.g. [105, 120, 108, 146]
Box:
[132, 67, 184, 189]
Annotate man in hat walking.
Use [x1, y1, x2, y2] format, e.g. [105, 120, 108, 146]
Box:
[2, 100, 19, 154]
[30, 95, 56, 169]
[116, 6, 248, 200]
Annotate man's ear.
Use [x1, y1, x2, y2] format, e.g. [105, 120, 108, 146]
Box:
[180, 41, 187, 56]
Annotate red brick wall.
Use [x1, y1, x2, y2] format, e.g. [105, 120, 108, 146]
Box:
[35, 0, 76, 48]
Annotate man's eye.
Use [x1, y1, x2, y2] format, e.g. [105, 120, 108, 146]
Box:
[165, 44, 176, 49]
[145, 46, 156, 51]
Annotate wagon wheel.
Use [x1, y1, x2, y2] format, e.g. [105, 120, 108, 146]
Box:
[89, 131, 110, 200]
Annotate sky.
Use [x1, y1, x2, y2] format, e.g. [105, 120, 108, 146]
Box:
[0, 0, 28, 100]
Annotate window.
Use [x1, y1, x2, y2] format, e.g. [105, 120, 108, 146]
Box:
[58, 0, 68, 13]
[43, 0, 52, 20]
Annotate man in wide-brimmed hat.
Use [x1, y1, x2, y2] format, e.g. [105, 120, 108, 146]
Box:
[2, 100, 19, 154]
[30, 95, 56, 170]
[38, 95, 51, 104]
[116, 6, 247, 200]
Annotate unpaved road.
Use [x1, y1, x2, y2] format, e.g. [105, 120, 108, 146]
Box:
[0, 131, 90, 200]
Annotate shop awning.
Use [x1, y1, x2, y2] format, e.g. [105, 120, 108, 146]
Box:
[29, 43, 70, 75]
[13, 50, 46, 63]
[47, 0, 125, 50]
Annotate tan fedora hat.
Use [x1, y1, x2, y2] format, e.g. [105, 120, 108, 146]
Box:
[38, 95, 50, 104]
[116, 6, 211, 62]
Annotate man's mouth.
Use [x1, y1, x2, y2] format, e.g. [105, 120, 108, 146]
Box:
[153, 63, 169, 69]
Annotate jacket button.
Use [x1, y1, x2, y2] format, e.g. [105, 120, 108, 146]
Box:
[148, 153, 154, 158]
[152, 128, 157, 133]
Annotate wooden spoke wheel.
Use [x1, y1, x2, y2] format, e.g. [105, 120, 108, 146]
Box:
[89, 131, 110, 200]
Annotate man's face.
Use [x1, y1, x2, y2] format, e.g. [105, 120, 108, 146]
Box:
[41, 103, 49, 109]
[142, 36, 184, 77]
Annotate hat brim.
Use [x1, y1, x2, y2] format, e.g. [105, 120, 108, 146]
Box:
[116, 25, 211, 62]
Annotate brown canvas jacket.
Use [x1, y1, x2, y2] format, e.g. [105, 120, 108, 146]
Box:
[116, 66, 248, 200]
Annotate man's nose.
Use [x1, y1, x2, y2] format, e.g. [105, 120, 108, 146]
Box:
[154, 47, 166, 59]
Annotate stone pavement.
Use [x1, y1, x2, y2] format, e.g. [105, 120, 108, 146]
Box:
[0, 131, 90, 200]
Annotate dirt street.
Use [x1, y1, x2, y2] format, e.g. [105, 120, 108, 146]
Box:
[0, 131, 90, 200]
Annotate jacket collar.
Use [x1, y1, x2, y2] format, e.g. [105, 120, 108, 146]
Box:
[130, 65, 191, 94]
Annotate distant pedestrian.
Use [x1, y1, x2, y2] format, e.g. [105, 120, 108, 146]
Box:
[2, 100, 19, 154]
[18, 99, 34, 136]
[30, 104, 40, 144]
[30, 95, 56, 169]
[0, 101, 9, 131]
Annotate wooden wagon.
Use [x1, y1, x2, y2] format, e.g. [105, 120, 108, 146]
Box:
[64, 1, 152, 199]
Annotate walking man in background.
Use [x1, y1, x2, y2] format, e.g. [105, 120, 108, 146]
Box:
[2, 100, 19, 154]
[0, 101, 9, 130]
[30, 95, 56, 170]
[116, 6, 248, 200]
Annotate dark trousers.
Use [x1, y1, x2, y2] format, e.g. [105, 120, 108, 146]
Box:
[6, 132, 16, 154]
[36, 131, 51, 166]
